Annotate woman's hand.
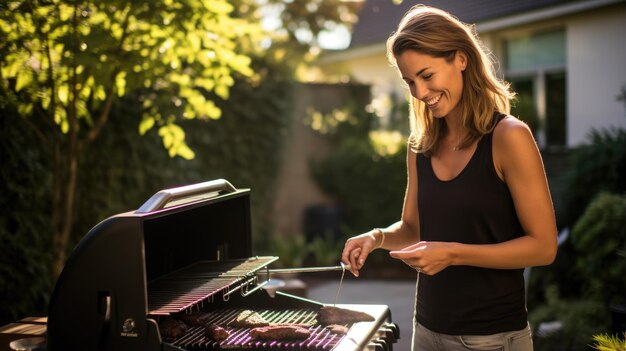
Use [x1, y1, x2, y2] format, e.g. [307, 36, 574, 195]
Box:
[389, 241, 453, 275]
[341, 232, 379, 277]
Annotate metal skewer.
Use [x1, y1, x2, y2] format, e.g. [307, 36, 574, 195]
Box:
[267, 262, 351, 274]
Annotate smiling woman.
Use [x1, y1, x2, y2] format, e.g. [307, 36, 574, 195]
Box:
[339, 4, 557, 351]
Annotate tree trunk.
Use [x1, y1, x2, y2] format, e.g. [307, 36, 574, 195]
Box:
[51, 140, 63, 281]
[52, 158, 78, 279]
[51, 5, 81, 280]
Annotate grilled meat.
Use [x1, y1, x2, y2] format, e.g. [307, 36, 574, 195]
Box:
[205, 324, 229, 342]
[159, 318, 189, 339]
[179, 311, 212, 326]
[249, 325, 311, 340]
[325, 324, 349, 335]
[229, 310, 269, 328]
[318, 306, 375, 325]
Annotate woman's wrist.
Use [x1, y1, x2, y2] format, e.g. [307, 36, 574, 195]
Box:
[372, 228, 385, 249]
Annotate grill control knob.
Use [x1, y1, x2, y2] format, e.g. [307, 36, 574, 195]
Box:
[122, 318, 136, 333]
[367, 341, 385, 351]
[384, 322, 400, 339]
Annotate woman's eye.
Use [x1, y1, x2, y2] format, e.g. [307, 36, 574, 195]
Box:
[422, 74, 433, 80]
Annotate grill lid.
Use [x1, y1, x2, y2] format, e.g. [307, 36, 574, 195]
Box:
[148, 257, 278, 316]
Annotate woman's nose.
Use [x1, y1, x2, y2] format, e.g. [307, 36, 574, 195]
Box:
[411, 82, 428, 100]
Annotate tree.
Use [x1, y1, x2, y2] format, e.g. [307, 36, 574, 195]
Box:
[0, 0, 262, 279]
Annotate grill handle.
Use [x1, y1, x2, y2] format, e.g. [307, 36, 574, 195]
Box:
[136, 179, 237, 213]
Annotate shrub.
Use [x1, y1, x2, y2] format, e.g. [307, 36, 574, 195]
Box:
[311, 138, 406, 234]
[558, 128, 626, 228]
[570, 192, 626, 305]
[530, 285, 609, 351]
[0, 104, 52, 325]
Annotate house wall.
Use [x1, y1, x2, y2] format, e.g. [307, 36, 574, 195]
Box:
[566, 5, 626, 145]
[315, 49, 404, 120]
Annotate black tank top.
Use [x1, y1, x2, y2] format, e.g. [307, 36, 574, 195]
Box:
[415, 113, 527, 335]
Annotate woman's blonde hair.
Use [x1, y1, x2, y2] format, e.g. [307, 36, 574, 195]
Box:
[387, 5, 514, 155]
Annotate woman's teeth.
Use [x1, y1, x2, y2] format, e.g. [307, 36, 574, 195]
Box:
[426, 94, 442, 106]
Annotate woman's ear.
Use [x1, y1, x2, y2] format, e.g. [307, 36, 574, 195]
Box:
[456, 50, 467, 71]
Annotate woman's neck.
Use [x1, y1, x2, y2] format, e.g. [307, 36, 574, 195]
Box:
[444, 112, 466, 151]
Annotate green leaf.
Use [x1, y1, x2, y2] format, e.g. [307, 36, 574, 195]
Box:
[41, 93, 51, 110]
[176, 143, 196, 160]
[157, 123, 195, 159]
[115, 72, 126, 97]
[205, 1, 234, 15]
[17, 103, 33, 116]
[53, 106, 69, 133]
[214, 85, 229, 99]
[138, 116, 155, 135]
[94, 86, 106, 101]
[15, 69, 32, 92]
[58, 85, 69, 104]
[59, 4, 73, 22]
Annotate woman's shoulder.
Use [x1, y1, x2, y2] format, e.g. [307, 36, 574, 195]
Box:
[493, 114, 534, 148]
[492, 114, 540, 179]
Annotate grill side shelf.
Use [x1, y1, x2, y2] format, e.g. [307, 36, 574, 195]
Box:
[148, 257, 278, 316]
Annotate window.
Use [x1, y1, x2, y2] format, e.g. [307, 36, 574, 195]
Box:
[506, 29, 567, 149]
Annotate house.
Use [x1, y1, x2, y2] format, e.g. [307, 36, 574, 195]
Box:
[313, 0, 626, 149]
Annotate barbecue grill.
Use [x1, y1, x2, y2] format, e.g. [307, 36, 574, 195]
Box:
[46, 179, 399, 351]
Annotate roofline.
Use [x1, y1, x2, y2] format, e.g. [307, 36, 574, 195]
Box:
[318, 0, 625, 64]
[317, 43, 386, 64]
[477, 0, 625, 32]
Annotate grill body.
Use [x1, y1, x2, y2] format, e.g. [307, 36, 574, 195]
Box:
[46, 180, 398, 351]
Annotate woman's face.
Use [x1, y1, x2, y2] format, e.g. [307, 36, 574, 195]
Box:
[396, 50, 466, 119]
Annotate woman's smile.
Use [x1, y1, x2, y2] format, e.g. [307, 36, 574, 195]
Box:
[425, 93, 443, 108]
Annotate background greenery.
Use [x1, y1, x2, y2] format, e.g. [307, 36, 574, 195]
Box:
[527, 123, 626, 349]
[1, 2, 625, 349]
[0, 0, 360, 326]
[0, 61, 294, 325]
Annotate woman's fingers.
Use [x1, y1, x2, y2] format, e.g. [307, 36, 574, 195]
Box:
[350, 248, 363, 276]
[343, 246, 364, 277]
[342, 234, 379, 277]
[390, 245, 421, 271]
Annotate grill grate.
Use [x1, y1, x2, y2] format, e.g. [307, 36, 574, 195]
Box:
[166, 307, 347, 350]
[148, 257, 277, 315]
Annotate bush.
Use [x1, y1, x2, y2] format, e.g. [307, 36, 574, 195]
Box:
[0, 102, 52, 325]
[311, 138, 406, 234]
[529, 126, 626, 305]
[530, 285, 610, 351]
[558, 128, 626, 228]
[570, 192, 626, 305]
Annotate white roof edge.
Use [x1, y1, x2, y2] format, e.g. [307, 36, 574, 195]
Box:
[477, 0, 625, 32]
[317, 43, 387, 64]
[317, 0, 625, 64]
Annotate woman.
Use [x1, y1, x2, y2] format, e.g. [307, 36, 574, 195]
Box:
[340, 5, 557, 350]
